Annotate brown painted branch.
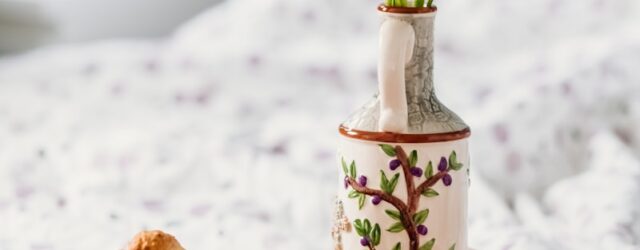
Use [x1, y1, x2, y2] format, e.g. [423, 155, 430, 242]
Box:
[394, 146, 417, 213]
[367, 244, 375, 250]
[347, 178, 408, 212]
[347, 177, 419, 250]
[415, 171, 448, 195]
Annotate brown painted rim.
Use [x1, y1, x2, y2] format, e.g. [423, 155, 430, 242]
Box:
[339, 125, 470, 143]
[378, 4, 437, 14]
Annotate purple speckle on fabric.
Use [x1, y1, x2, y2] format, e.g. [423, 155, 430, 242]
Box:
[142, 200, 164, 212]
[190, 204, 212, 217]
[248, 55, 262, 68]
[16, 186, 34, 199]
[57, 197, 66, 208]
[493, 123, 510, 144]
[505, 151, 522, 173]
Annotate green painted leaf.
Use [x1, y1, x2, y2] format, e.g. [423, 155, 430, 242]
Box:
[358, 193, 365, 210]
[341, 157, 348, 176]
[449, 243, 456, 250]
[349, 161, 357, 178]
[425, 161, 433, 178]
[413, 208, 429, 225]
[348, 190, 360, 198]
[421, 188, 439, 197]
[409, 150, 418, 166]
[372, 224, 381, 246]
[416, 0, 425, 7]
[380, 170, 390, 193]
[385, 209, 402, 221]
[392, 242, 401, 250]
[364, 219, 372, 235]
[419, 238, 436, 250]
[353, 219, 366, 236]
[386, 222, 405, 233]
[379, 144, 397, 157]
[388, 173, 400, 194]
[449, 151, 464, 171]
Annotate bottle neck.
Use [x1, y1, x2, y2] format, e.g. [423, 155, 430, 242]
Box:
[402, 14, 435, 104]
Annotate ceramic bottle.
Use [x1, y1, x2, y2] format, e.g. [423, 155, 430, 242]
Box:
[332, 5, 470, 250]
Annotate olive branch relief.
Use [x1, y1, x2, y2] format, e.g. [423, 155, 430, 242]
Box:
[342, 145, 463, 250]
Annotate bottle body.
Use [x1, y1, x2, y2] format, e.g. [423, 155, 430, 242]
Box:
[333, 136, 469, 250]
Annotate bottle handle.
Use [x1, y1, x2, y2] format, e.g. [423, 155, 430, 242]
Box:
[378, 19, 415, 133]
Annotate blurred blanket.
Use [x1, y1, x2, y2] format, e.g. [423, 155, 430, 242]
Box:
[1, 0, 639, 249]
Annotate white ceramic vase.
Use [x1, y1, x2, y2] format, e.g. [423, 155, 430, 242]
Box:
[332, 5, 471, 250]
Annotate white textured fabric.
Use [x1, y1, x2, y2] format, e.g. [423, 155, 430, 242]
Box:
[1, 0, 639, 249]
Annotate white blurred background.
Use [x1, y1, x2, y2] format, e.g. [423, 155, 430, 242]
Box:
[1, 0, 639, 250]
[0, 0, 221, 53]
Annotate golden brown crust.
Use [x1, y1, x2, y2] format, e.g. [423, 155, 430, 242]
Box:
[127, 230, 185, 250]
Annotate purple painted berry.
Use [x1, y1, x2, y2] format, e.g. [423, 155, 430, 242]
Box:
[417, 225, 428, 235]
[358, 175, 368, 186]
[344, 177, 349, 189]
[410, 167, 423, 177]
[443, 173, 453, 186]
[389, 159, 401, 170]
[438, 157, 448, 171]
[372, 195, 382, 205]
[360, 237, 370, 246]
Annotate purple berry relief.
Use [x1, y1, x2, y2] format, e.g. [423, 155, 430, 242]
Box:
[417, 225, 428, 235]
[372, 195, 382, 205]
[443, 173, 453, 186]
[360, 237, 369, 246]
[438, 156, 448, 171]
[358, 175, 368, 186]
[410, 167, 423, 177]
[389, 159, 401, 170]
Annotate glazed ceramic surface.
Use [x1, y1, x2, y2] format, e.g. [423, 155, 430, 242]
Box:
[341, 10, 467, 134]
[334, 6, 471, 250]
[335, 139, 469, 250]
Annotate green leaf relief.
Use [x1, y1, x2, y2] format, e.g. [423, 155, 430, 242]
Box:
[348, 190, 360, 198]
[419, 238, 436, 250]
[388, 173, 400, 194]
[409, 150, 418, 166]
[372, 224, 381, 246]
[449, 243, 456, 250]
[363, 219, 372, 235]
[416, 0, 425, 7]
[387, 222, 405, 233]
[341, 157, 348, 176]
[425, 161, 433, 178]
[385, 209, 402, 221]
[449, 150, 464, 171]
[422, 188, 439, 197]
[379, 144, 397, 157]
[358, 193, 365, 210]
[413, 209, 429, 225]
[353, 219, 366, 236]
[380, 170, 390, 193]
[349, 161, 357, 178]
[392, 242, 402, 250]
